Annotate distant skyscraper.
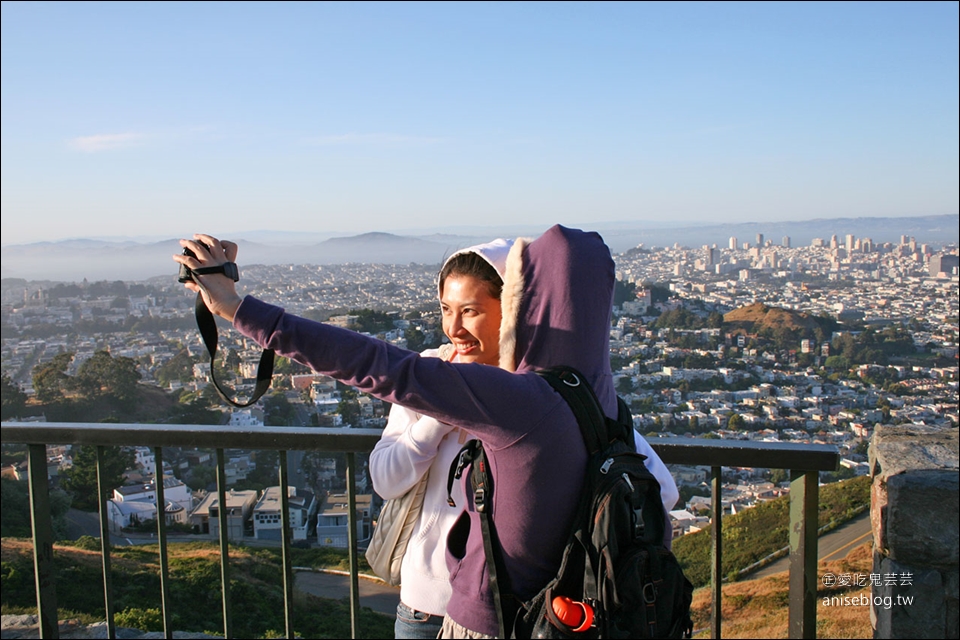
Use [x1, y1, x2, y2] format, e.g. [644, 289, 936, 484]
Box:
[930, 254, 959, 277]
[846, 234, 856, 252]
[729, 236, 738, 251]
[782, 236, 791, 248]
[830, 235, 839, 250]
[756, 233, 764, 247]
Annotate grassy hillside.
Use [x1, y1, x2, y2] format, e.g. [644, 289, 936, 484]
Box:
[691, 542, 874, 638]
[0, 538, 392, 639]
[674, 476, 871, 588]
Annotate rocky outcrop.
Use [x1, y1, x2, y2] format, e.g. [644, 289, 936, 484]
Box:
[869, 425, 959, 639]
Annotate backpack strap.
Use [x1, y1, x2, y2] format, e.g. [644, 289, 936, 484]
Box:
[448, 440, 515, 638]
[537, 366, 610, 454]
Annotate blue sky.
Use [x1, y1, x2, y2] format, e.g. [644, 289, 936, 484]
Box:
[2, 1, 957, 245]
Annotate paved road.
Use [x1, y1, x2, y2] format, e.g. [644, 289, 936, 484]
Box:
[747, 510, 872, 580]
[65, 508, 102, 539]
[294, 570, 400, 617]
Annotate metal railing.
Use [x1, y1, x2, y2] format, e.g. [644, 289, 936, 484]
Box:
[1, 422, 839, 639]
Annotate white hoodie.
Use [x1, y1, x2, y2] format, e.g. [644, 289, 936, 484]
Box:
[368, 239, 513, 615]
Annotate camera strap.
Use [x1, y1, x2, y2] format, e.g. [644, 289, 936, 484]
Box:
[193, 292, 275, 408]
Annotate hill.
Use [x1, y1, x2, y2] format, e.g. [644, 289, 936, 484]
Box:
[690, 542, 873, 638]
[0, 538, 393, 638]
[673, 476, 871, 588]
[723, 302, 838, 336]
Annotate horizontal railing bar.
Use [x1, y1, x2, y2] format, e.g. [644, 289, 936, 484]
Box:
[3, 424, 840, 470]
[1, 422, 383, 451]
[649, 436, 840, 471]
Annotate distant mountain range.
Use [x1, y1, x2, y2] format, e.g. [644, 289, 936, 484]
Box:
[1, 214, 956, 283]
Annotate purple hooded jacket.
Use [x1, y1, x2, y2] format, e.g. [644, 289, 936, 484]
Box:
[234, 225, 618, 636]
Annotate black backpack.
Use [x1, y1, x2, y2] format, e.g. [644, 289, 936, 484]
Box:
[450, 366, 694, 638]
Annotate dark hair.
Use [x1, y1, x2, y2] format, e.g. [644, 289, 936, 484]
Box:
[439, 252, 503, 300]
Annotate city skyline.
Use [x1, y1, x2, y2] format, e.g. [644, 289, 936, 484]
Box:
[2, 2, 958, 245]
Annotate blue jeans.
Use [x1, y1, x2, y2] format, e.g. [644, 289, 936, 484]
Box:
[395, 601, 443, 639]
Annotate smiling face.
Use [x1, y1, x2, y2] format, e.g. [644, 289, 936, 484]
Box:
[440, 274, 503, 365]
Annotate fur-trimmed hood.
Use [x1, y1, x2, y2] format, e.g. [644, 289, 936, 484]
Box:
[498, 225, 618, 417]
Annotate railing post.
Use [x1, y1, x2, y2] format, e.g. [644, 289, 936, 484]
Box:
[154, 447, 173, 639]
[711, 465, 722, 639]
[95, 446, 115, 639]
[346, 452, 360, 638]
[278, 450, 295, 638]
[216, 448, 232, 639]
[788, 470, 818, 639]
[28, 443, 58, 639]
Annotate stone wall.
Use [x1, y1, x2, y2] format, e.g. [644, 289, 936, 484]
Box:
[869, 424, 959, 639]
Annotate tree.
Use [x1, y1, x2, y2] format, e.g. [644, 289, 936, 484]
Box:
[156, 349, 197, 387]
[33, 352, 74, 403]
[61, 445, 135, 511]
[274, 355, 310, 376]
[1, 374, 28, 419]
[616, 376, 636, 395]
[769, 468, 788, 484]
[613, 279, 637, 306]
[727, 413, 745, 431]
[244, 450, 280, 488]
[346, 308, 396, 334]
[824, 355, 851, 370]
[76, 350, 141, 406]
[263, 392, 296, 426]
[167, 396, 223, 425]
[186, 464, 217, 491]
[1, 477, 72, 539]
[404, 326, 430, 352]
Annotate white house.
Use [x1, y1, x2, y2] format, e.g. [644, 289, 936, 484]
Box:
[316, 492, 372, 548]
[253, 486, 318, 542]
[132, 447, 156, 475]
[228, 409, 263, 427]
[189, 489, 259, 539]
[106, 499, 157, 532]
[113, 476, 193, 514]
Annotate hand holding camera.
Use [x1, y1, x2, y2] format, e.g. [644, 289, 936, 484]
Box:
[173, 233, 275, 408]
[173, 234, 243, 322]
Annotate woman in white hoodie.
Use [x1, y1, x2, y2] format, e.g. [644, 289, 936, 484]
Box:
[369, 239, 513, 639]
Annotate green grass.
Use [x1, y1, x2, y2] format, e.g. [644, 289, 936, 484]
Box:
[1, 538, 393, 639]
[673, 475, 871, 588]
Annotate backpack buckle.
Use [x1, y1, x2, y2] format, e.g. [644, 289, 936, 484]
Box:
[559, 370, 581, 387]
[633, 507, 646, 539]
[643, 581, 657, 604]
[474, 487, 487, 512]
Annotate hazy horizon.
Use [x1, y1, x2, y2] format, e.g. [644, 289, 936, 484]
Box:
[1, 213, 956, 284]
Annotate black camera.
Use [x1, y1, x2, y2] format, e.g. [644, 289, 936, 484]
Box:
[177, 246, 201, 283]
[177, 242, 240, 283]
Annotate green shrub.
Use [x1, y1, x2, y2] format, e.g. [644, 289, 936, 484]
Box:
[115, 607, 164, 632]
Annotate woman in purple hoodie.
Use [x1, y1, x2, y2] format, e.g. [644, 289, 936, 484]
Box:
[174, 225, 674, 638]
